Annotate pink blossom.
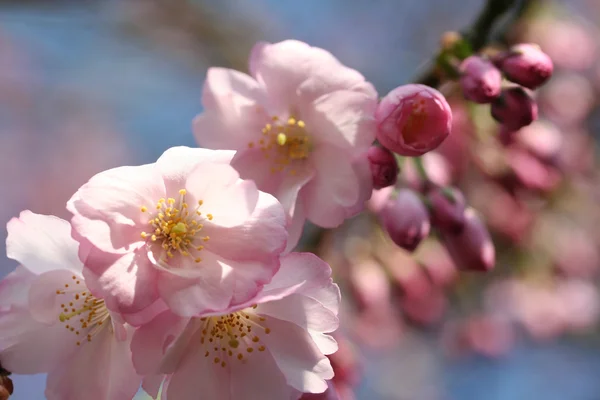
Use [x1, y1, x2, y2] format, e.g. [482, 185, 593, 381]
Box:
[0, 211, 140, 400]
[130, 252, 340, 400]
[193, 40, 378, 247]
[67, 146, 288, 319]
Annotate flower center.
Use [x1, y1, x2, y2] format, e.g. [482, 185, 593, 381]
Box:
[199, 305, 271, 368]
[140, 189, 211, 263]
[248, 116, 311, 174]
[56, 275, 111, 346]
[402, 97, 428, 145]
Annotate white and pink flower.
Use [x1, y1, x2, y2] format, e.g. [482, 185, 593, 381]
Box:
[193, 40, 378, 248]
[131, 252, 340, 400]
[0, 211, 140, 400]
[67, 146, 288, 320]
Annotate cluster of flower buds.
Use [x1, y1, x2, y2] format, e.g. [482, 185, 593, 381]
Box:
[459, 43, 553, 132]
[377, 183, 495, 272]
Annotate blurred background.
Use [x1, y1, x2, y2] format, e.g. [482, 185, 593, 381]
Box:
[1, 0, 600, 399]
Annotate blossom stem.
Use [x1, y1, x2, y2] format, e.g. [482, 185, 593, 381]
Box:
[413, 157, 429, 183]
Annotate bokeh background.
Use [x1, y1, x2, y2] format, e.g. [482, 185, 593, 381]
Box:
[1, 0, 600, 399]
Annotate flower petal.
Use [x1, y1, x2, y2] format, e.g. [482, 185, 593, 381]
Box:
[6, 211, 83, 274]
[0, 266, 35, 309]
[184, 162, 252, 227]
[28, 269, 81, 324]
[285, 197, 306, 253]
[155, 146, 236, 195]
[301, 145, 361, 227]
[83, 248, 160, 316]
[131, 311, 192, 375]
[259, 316, 333, 393]
[45, 325, 141, 400]
[164, 334, 231, 400]
[156, 251, 235, 316]
[250, 40, 374, 110]
[201, 189, 288, 263]
[229, 345, 292, 400]
[195, 67, 269, 150]
[302, 90, 377, 152]
[0, 269, 78, 374]
[0, 313, 76, 374]
[231, 253, 335, 315]
[67, 164, 165, 254]
[257, 295, 339, 335]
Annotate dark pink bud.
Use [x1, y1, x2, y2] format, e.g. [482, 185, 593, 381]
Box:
[491, 87, 538, 130]
[442, 208, 495, 272]
[379, 189, 430, 251]
[300, 381, 340, 400]
[499, 43, 553, 89]
[459, 56, 502, 103]
[367, 145, 399, 189]
[427, 186, 466, 234]
[376, 84, 452, 156]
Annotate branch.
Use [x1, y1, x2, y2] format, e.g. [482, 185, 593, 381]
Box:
[415, 0, 533, 87]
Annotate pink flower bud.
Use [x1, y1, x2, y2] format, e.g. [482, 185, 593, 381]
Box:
[376, 84, 452, 156]
[379, 189, 430, 251]
[367, 145, 399, 189]
[441, 208, 495, 272]
[459, 56, 502, 103]
[499, 43, 553, 89]
[491, 87, 538, 130]
[427, 186, 466, 234]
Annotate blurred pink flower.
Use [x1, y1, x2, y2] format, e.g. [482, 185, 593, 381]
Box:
[0, 211, 140, 400]
[366, 186, 394, 214]
[538, 73, 595, 127]
[525, 18, 597, 71]
[516, 120, 562, 164]
[557, 279, 600, 331]
[131, 253, 339, 400]
[67, 147, 288, 320]
[193, 40, 378, 247]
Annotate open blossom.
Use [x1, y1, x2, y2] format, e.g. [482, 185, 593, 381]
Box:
[131, 253, 340, 400]
[67, 146, 288, 319]
[193, 40, 378, 247]
[0, 211, 140, 400]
